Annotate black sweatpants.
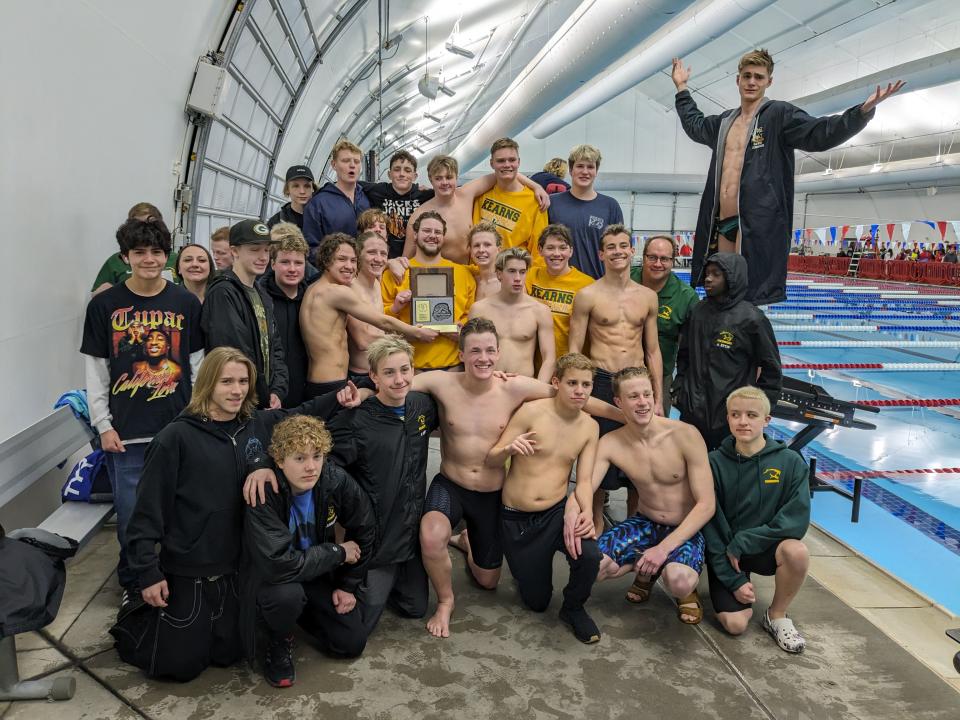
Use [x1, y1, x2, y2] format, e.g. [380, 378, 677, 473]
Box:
[112, 573, 241, 682]
[358, 556, 429, 633]
[257, 575, 367, 657]
[501, 500, 601, 613]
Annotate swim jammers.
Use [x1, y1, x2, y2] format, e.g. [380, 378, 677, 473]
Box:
[596, 513, 705, 573]
[423, 473, 503, 569]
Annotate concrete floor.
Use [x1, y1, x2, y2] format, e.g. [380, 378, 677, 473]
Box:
[3, 441, 959, 719]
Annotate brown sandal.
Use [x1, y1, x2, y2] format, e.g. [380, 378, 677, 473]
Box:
[676, 590, 703, 625]
[625, 572, 660, 604]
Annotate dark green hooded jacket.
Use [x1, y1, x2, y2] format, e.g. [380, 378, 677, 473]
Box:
[703, 435, 810, 592]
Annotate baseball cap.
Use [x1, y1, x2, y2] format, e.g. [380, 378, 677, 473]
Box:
[229, 219, 271, 246]
[285, 165, 315, 182]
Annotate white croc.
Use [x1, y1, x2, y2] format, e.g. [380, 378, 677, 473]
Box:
[763, 609, 806, 654]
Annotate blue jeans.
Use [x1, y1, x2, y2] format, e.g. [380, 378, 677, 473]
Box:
[105, 442, 147, 589]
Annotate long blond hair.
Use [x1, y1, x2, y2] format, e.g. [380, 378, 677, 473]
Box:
[186, 347, 258, 420]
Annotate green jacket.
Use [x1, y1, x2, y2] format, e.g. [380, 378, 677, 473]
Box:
[92, 252, 178, 291]
[629, 269, 699, 376]
[703, 435, 810, 592]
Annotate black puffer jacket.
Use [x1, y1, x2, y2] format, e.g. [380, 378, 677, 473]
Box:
[326, 392, 438, 567]
[259, 270, 308, 407]
[201, 269, 289, 407]
[240, 462, 376, 660]
[672, 252, 781, 435]
[676, 90, 873, 305]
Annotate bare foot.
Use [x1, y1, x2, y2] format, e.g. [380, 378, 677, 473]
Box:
[449, 529, 470, 555]
[426, 600, 454, 638]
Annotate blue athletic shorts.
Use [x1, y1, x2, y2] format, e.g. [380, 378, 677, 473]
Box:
[597, 513, 704, 573]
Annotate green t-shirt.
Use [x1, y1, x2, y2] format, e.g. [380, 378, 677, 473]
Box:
[244, 285, 270, 385]
[91, 252, 179, 291]
[630, 269, 700, 377]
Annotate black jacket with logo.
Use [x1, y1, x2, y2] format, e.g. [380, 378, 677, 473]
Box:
[125, 392, 346, 590]
[201, 269, 289, 407]
[326, 392, 438, 567]
[672, 252, 781, 435]
[258, 270, 308, 407]
[676, 90, 874, 305]
[240, 462, 377, 660]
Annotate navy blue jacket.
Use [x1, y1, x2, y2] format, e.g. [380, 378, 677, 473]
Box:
[302, 182, 370, 248]
[676, 90, 873, 305]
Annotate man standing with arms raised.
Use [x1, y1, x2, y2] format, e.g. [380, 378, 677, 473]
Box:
[300, 233, 436, 398]
[547, 145, 623, 279]
[569, 224, 663, 532]
[673, 50, 902, 304]
[631, 235, 699, 417]
[468, 247, 556, 381]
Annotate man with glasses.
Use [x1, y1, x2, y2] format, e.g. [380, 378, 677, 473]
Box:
[631, 236, 699, 417]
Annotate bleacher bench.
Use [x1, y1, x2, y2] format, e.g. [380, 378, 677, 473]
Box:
[0, 406, 113, 702]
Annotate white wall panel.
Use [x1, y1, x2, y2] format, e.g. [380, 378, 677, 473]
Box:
[0, 0, 233, 440]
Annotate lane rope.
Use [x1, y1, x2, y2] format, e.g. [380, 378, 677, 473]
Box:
[782, 362, 960, 371]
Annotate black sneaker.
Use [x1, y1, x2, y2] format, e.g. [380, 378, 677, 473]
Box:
[264, 635, 296, 688]
[559, 606, 601, 644]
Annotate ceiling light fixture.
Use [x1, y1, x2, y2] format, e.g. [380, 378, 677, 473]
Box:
[416, 132, 433, 143]
[417, 17, 438, 100]
[423, 112, 443, 123]
[438, 84, 456, 97]
[445, 41, 474, 59]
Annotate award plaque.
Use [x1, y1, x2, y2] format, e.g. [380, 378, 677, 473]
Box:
[409, 266, 458, 333]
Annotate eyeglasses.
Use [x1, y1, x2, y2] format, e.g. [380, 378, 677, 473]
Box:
[643, 254, 674, 265]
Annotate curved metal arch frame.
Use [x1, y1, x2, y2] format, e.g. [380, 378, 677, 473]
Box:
[185, 0, 370, 242]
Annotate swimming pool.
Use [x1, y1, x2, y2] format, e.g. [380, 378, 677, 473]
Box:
[673, 270, 960, 613]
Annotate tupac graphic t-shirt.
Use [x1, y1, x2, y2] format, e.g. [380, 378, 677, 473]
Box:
[81, 281, 202, 440]
[362, 182, 434, 258]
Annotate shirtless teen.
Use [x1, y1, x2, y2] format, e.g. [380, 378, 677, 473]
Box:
[672, 49, 902, 304]
[568, 224, 663, 529]
[347, 231, 390, 381]
[469, 221, 503, 301]
[468, 248, 556, 381]
[413, 318, 621, 638]
[405, 156, 549, 264]
[487, 353, 602, 644]
[587, 367, 715, 624]
[300, 233, 436, 398]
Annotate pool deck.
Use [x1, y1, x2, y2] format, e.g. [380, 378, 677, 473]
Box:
[4, 478, 958, 719]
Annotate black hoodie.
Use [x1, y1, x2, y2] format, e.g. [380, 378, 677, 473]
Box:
[676, 90, 874, 305]
[672, 252, 782, 436]
[125, 392, 346, 590]
[258, 270, 308, 407]
[201, 268, 289, 407]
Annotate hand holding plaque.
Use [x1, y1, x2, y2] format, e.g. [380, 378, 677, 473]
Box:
[409, 266, 458, 333]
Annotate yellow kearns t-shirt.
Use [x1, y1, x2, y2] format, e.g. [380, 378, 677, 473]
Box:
[381, 257, 477, 369]
[525, 265, 594, 357]
[473, 186, 548, 263]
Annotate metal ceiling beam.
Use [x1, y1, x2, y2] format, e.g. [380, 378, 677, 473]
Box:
[790, 48, 960, 116]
